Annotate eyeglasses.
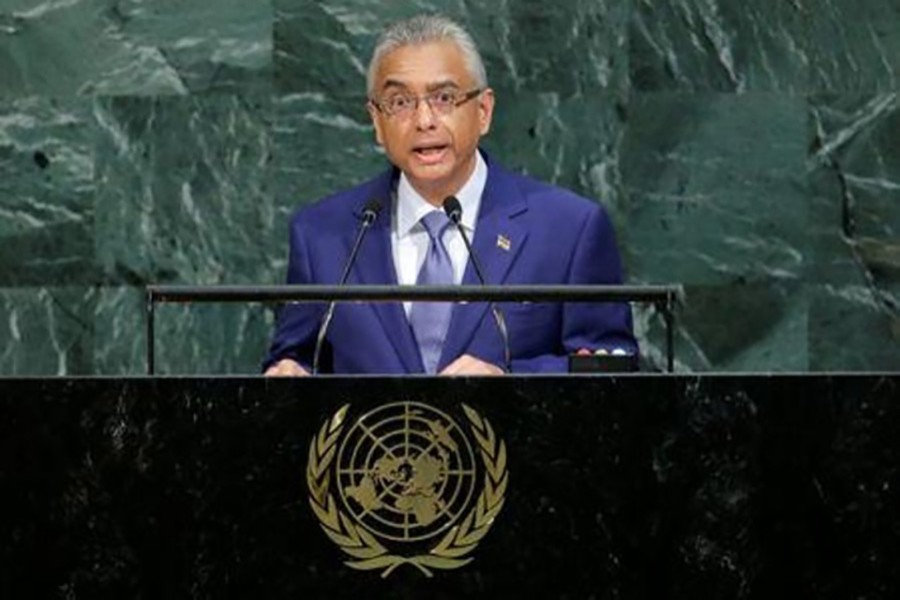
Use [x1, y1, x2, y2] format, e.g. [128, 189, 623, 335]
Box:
[370, 88, 483, 118]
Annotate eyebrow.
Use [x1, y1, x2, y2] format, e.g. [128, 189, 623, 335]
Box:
[380, 79, 462, 93]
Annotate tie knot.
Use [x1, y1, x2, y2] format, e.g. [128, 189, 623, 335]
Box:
[420, 210, 452, 242]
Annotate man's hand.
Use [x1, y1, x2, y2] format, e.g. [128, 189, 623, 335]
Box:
[264, 358, 310, 377]
[439, 354, 504, 376]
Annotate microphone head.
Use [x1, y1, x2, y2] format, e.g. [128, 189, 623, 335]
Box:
[361, 199, 383, 224]
[442, 196, 462, 224]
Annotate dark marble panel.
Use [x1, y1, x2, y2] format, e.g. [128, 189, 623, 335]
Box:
[0, 0, 183, 96]
[638, 280, 807, 372]
[629, 0, 900, 93]
[93, 95, 277, 286]
[809, 94, 900, 286]
[274, 0, 372, 95]
[807, 0, 900, 93]
[271, 92, 383, 212]
[1, 376, 900, 597]
[0, 97, 96, 285]
[111, 0, 273, 94]
[809, 284, 900, 371]
[806, 94, 900, 368]
[0, 286, 94, 374]
[484, 89, 627, 222]
[459, 0, 631, 95]
[93, 287, 276, 376]
[0, 0, 271, 97]
[807, 163, 870, 288]
[629, 0, 810, 92]
[274, 0, 629, 96]
[150, 300, 276, 376]
[622, 92, 807, 286]
[92, 286, 145, 374]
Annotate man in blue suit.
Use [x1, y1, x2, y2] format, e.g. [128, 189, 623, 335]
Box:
[264, 15, 636, 376]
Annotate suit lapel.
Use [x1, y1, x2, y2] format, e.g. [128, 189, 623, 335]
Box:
[439, 162, 528, 367]
[350, 171, 424, 373]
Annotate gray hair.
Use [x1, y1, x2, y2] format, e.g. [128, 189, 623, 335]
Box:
[366, 14, 488, 97]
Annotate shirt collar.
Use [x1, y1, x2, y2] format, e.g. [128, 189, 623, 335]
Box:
[395, 150, 487, 238]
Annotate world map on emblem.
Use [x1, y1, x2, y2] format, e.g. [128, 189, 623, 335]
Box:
[335, 402, 478, 543]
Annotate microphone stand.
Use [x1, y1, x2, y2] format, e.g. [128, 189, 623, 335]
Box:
[312, 201, 382, 374]
[443, 197, 512, 373]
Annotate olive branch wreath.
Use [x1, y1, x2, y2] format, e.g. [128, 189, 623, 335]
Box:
[306, 403, 508, 578]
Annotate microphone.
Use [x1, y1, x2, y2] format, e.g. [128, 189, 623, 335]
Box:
[442, 196, 512, 372]
[312, 199, 383, 374]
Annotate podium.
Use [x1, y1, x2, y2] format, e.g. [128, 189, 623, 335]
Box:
[2, 375, 898, 598]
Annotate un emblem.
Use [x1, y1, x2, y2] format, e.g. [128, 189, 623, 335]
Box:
[307, 402, 508, 577]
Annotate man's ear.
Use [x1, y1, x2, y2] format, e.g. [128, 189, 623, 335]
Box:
[478, 88, 495, 136]
[368, 102, 385, 146]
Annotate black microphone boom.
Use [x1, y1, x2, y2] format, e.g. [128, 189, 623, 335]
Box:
[442, 196, 512, 372]
[312, 199, 383, 374]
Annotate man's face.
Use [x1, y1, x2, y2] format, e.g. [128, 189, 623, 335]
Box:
[368, 40, 494, 204]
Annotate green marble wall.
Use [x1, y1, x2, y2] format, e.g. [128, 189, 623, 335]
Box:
[1, 0, 898, 374]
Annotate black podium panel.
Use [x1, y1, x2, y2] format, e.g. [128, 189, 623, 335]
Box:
[1, 376, 899, 598]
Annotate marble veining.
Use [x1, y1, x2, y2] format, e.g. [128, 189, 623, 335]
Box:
[1, 0, 899, 373]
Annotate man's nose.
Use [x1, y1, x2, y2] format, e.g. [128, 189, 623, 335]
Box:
[414, 97, 438, 129]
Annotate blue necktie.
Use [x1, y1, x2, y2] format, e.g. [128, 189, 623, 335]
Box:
[409, 211, 454, 373]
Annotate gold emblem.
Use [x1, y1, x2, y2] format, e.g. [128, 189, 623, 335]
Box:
[307, 402, 508, 577]
[496, 234, 511, 251]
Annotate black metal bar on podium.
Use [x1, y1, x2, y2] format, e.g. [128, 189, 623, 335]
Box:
[144, 284, 680, 374]
[146, 288, 156, 375]
[664, 295, 676, 373]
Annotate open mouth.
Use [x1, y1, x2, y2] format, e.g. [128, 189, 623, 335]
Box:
[413, 143, 449, 161]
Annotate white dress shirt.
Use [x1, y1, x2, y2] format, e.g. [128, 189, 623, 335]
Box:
[392, 151, 487, 316]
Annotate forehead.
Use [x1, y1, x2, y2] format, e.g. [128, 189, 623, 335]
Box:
[373, 40, 473, 91]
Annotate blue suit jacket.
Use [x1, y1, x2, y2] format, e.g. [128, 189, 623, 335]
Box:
[265, 154, 636, 374]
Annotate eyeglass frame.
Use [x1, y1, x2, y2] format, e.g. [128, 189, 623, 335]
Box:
[368, 87, 484, 118]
